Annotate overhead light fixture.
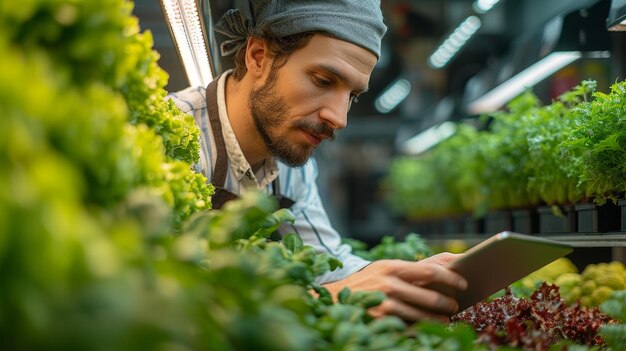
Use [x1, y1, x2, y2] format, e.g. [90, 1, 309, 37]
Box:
[467, 51, 610, 114]
[375, 78, 411, 113]
[464, 0, 611, 115]
[428, 16, 482, 69]
[160, 0, 215, 87]
[607, 0, 626, 31]
[400, 121, 457, 155]
[473, 0, 501, 14]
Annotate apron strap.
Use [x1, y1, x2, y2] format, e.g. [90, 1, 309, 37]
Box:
[272, 175, 295, 209]
[205, 77, 228, 189]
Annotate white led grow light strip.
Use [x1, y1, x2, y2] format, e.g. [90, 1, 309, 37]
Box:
[428, 16, 482, 69]
[473, 0, 501, 14]
[401, 121, 457, 155]
[467, 51, 582, 115]
[161, 0, 213, 87]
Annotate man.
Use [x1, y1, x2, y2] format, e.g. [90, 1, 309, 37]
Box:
[168, 0, 467, 322]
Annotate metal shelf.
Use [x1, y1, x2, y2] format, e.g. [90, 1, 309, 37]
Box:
[542, 233, 626, 247]
[422, 232, 626, 248]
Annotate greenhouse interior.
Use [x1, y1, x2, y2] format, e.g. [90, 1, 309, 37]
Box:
[3, 0, 626, 349]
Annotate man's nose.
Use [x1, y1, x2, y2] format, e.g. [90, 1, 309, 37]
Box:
[319, 93, 349, 130]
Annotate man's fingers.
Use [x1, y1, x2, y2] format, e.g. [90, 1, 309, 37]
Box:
[414, 281, 457, 298]
[377, 276, 459, 315]
[393, 260, 468, 291]
[402, 284, 460, 315]
[323, 259, 469, 322]
[420, 252, 464, 265]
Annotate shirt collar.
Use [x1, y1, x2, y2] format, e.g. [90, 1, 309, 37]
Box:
[216, 70, 279, 189]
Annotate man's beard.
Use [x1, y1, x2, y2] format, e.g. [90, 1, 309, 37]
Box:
[249, 68, 335, 167]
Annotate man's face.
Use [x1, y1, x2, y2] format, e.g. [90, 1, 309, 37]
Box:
[249, 34, 377, 167]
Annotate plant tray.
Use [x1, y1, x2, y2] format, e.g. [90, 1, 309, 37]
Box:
[575, 202, 621, 233]
[441, 217, 462, 235]
[484, 210, 512, 234]
[537, 205, 576, 234]
[462, 215, 484, 235]
[511, 208, 539, 234]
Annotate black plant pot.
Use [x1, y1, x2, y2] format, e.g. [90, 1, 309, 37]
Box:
[537, 205, 576, 234]
[512, 208, 539, 234]
[406, 219, 439, 236]
[575, 202, 621, 233]
[484, 210, 512, 234]
[462, 214, 484, 235]
[441, 217, 463, 235]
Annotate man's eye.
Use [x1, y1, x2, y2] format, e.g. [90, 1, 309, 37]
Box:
[314, 76, 332, 87]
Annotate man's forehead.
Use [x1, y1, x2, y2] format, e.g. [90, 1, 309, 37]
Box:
[305, 34, 378, 67]
[295, 34, 377, 87]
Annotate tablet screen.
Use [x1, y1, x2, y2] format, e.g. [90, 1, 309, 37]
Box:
[448, 231, 573, 312]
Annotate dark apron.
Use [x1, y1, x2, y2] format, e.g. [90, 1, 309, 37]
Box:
[205, 77, 295, 210]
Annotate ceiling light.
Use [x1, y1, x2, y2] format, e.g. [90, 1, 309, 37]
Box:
[465, 1, 611, 115]
[467, 51, 584, 114]
[375, 79, 411, 114]
[473, 0, 501, 14]
[160, 0, 214, 87]
[428, 16, 482, 69]
[400, 122, 457, 155]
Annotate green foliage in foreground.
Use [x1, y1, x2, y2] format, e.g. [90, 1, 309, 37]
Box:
[0, 0, 213, 228]
[0, 0, 201, 165]
[599, 290, 626, 350]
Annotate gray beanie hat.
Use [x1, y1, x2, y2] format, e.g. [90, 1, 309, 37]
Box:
[215, 0, 387, 59]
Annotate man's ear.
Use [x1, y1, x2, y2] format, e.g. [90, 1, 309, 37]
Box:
[244, 37, 270, 78]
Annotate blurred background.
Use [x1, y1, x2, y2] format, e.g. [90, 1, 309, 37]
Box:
[133, 0, 626, 246]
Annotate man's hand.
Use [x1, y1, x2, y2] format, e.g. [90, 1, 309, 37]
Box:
[322, 253, 467, 323]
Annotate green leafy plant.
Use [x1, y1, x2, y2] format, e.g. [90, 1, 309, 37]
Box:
[523, 81, 594, 205]
[384, 79, 626, 219]
[562, 80, 626, 204]
[384, 124, 484, 218]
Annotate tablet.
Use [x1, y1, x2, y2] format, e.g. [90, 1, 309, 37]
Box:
[446, 231, 573, 312]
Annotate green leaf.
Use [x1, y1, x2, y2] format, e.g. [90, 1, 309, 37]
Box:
[338, 287, 351, 304]
[282, 233, 303, 253]
[412, 322, 477, 350]
[328, 304, 364, 323]
[311, 257, 331, 276]
[348, 290, 385, 309]
[600, 290, 626, 321]
[367, 316, 406, 334]
[315, 286, 334, 306]
[327, 256, 343, 271]
[253, 208, 296, 238]
[598, 324, 626, 350]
